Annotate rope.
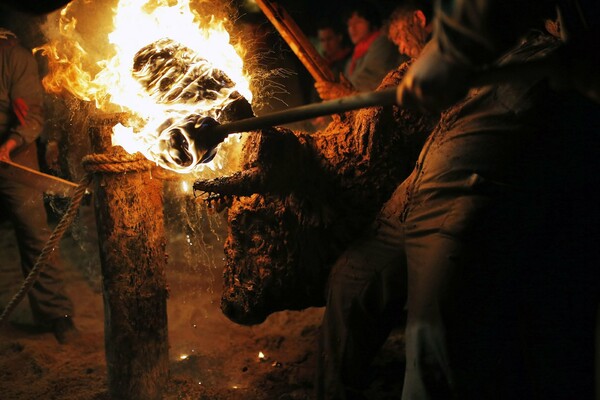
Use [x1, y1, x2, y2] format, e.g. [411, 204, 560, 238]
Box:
[0, 174, 91, 326]
[0, 151, 154, 327]
[82, 152, 153, 174]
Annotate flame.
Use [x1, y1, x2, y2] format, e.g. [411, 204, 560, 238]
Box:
[37, 0, 252, 173]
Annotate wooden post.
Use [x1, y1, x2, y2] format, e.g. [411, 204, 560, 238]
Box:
[255, 0, 335, 83]
[88, 114, 169, 400]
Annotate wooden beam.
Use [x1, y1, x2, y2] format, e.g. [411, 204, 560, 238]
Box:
[256, 0, 335, 83]
[88, 114, 169, 400]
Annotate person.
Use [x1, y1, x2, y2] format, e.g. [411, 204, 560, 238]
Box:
[317, 5, 599, 399]
[306, 18, 352, 131]
[390, 2, 599, 399]
[316, 18, 352, 79]
[315, 1, 436, 398]
[0, 27, 77, 344]
[387, 2, 433, 59]
[314, 0, 402, 100]
[397, 30, 599, 400]
[397, 0, 600, 110]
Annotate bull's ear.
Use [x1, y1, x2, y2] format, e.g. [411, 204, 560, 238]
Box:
[414, 10, 427, 28]
[2, 0, 72, 14]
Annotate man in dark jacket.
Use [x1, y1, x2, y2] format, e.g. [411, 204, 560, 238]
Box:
[0, 28, 77, 344]
[397, 0, 600, 109]
[391, 2, 599, 399]
[397, 30, 599, 399]
[318, 2, 600, 395]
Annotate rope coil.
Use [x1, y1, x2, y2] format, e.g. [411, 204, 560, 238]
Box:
[83, 152, 154, 174]
[0, 151, 154, 327]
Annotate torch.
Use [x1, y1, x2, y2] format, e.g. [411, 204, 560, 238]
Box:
[156, 87, 397, 170]
[156, 57, 556, 171]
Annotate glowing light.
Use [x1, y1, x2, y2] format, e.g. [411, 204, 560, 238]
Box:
[181, 180, 190, 193]
[180, 354, 189, 360]
[37, 0, 252, 174]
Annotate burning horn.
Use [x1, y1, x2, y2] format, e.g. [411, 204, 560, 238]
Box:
[156, 115, 226, 170]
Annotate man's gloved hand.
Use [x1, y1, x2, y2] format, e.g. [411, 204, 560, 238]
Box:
[396, 41, 474, 112]
[315, 73, 356, 100]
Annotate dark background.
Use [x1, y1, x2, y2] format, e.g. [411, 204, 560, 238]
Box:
[232, 0, 400, 34]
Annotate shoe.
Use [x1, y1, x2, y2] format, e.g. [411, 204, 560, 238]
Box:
[51, 316, 80, 344]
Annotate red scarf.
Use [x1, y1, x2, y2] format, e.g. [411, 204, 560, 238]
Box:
[348, 30, 380, 75]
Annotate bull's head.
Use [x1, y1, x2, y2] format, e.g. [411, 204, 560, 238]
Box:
[194, 127, 340, 324]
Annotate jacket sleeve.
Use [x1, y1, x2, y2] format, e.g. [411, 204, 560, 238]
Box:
[7, 43, 44, 146]
[434, 0, 555, 66]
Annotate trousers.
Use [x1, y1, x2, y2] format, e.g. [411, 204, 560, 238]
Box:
[0, 142, 73, 324]
[318, 80, 600, 399]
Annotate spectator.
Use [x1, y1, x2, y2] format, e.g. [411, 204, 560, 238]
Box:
[315, 0, 402, 100]
[387, 0, 433, 58]
[316, 17, 352, 77]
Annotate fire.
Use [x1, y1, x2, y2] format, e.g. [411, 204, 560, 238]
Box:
[37, 0, 252, 173]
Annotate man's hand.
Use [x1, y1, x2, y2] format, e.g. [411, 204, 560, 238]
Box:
[396, 41, 473, 112]
[315, 73, 356, 100]
[0, 138, 19, 163]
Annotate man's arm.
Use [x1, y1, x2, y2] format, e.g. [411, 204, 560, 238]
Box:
[6, 43, 45, 150]
[434, 0, 554, 66]
[396, 0, 598, 111]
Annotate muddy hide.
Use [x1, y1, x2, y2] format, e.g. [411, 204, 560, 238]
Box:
[195, 64, 438, 325]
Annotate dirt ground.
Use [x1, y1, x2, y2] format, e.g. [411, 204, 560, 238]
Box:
[0, 188, 406, 400]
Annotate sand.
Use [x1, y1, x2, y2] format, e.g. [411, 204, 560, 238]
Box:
[0, 197, 404, 400]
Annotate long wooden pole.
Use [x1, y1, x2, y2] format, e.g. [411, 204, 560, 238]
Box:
[89, 114, 169, 400]
[210, 87, 396, 137]
[207, 59, 555, 137]
[0, 159, 78, 196]
[255, 0, 335, 83]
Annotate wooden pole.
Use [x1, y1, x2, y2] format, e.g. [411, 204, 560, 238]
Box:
[88, 114, 169, 400]
[209, 87, 397, 137]
[255, 0, 335, 83]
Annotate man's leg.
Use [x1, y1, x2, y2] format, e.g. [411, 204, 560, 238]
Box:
[401, 193, 529, 400]
[1, 181, 74, 325]
[317, 186, 408, 399]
